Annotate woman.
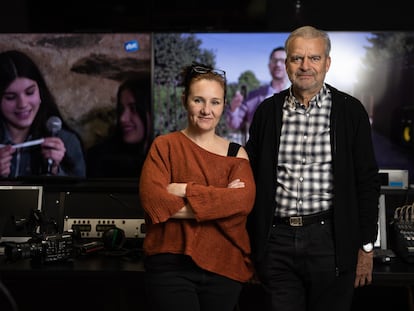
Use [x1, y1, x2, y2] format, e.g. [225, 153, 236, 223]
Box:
[0, 50, 85, 178]
[86, 77, 152, 178]
[139, 63, 256, 311]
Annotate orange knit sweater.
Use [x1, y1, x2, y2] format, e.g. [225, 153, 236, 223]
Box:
[139, 131, 256, 282]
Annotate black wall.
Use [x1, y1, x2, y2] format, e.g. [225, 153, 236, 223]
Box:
[2, 0, 414, 33]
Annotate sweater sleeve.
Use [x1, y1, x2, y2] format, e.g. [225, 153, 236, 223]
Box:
[139, 137, 186, 224]
[186, 158, 256, 221]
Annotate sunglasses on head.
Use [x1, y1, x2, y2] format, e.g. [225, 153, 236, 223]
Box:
[191, 65, 226, 78]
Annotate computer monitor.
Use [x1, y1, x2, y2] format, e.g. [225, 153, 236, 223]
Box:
[0, 185, 43, 243]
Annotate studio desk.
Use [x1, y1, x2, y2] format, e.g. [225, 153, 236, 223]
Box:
[0, 250, 414, 311]
[0, 179, 413, 311]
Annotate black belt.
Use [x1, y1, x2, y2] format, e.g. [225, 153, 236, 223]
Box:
[273, 210, 332, 227]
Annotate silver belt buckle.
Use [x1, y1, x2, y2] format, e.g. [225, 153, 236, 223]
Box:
[289, 216, 303, 226]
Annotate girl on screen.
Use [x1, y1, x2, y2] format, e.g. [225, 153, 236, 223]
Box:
[0, 50, 86, 178]
[86, 76, 152, 178]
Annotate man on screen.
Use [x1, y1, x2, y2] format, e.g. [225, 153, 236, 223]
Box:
[226, 46, 290, 144]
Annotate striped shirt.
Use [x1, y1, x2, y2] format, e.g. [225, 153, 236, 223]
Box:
[275, 84, 334, 217]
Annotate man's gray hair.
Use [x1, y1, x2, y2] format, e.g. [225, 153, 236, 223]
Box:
[285, 25, 331, 56]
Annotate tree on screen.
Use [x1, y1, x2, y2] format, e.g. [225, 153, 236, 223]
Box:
[153, 33, 218, 136]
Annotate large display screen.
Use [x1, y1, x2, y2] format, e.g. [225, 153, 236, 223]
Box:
[1, 32, 414, 183]
[0, 33, 151, 179]
[153, 31, 414, 184]
[0, 33, 151, 148]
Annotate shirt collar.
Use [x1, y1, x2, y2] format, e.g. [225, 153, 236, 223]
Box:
[284, 83, 330, 110]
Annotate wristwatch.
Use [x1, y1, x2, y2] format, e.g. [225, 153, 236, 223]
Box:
[362, 242, 374, 253]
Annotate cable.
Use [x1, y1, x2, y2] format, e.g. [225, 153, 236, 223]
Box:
[0, 279, 18, 311]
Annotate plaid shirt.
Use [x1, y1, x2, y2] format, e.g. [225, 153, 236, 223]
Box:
[275, 84, 334, 217]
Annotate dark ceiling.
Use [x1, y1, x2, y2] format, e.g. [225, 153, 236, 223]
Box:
[2, 0, 414, 33]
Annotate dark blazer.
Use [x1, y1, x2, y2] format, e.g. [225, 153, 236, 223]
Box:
[245, 84, 380, 272]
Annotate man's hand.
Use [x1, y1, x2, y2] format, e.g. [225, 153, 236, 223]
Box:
[230, 91, 244, 112]
[354, 248, 374, 287]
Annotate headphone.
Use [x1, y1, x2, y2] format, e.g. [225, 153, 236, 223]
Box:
[102, 227, 126, 251]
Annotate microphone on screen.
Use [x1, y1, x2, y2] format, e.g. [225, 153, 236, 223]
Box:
[46, 116, 62, 137]
[45, 116, 62, 175]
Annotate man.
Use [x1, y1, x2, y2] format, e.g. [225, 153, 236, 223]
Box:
[245, 26, 380, 311]
[226, 47, 290, 144]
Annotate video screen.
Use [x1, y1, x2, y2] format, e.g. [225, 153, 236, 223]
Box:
[3, 32, 414, 182]
[0, 33, 152, 179]
[153, 31, 414, 184]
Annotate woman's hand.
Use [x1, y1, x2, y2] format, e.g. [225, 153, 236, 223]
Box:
[41, 137, 66, 174]
[167, 183, 195, 219]
[0, 145, 15, 177]
[168, 179, 245, 219]
[227, 178, 245, 189]
[167, 182, 187, 197]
